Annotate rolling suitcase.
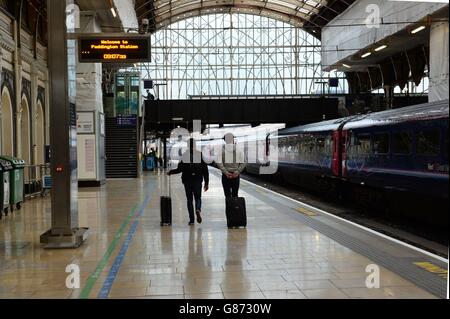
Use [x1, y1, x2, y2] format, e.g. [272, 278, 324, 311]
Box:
[160, 175, 172, 226]
[225, 197, 247, 228]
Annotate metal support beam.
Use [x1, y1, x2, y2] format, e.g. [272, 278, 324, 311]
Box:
[40, 0, 88, 249]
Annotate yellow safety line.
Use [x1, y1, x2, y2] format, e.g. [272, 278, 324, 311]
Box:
[295, 207, 318, 217]
[414, 262, 448, 279]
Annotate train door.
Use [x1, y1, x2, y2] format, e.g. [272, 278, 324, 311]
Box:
[332, 130, 341, 176]
[265, 134, 270, 161]
[341, 130, 349, 177]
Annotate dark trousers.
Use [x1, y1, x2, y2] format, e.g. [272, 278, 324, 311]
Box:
[222, 174, 240, 198]
[184, 181, 202, 221]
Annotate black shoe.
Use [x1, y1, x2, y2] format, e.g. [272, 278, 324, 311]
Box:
[196, 210, 202, 224]
[188, 221, 195, 226]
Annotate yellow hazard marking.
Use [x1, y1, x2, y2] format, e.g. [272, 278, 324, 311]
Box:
[295, 207, 318, 217]
[414, 262, 448, 279]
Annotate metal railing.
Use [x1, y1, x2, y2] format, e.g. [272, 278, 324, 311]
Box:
[24, 164, 51, 199]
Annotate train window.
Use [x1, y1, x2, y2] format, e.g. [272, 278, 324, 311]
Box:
[373, 133, 389, 154]
[279, 136, 287, 149]
[354, 134, 371, 155]
[445, 128, 449, 156]
[392, 132, 412, 154]
[324, 135, 332, 154]
[316, 136, 325, 154]
[299, 135, 309, 153]
[317, 136, 325, 147]
[417, 129, 440, 156]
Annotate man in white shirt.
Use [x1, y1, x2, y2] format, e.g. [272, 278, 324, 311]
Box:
[216, 133, 246, 198]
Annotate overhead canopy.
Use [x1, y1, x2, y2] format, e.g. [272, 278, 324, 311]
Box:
[135, 0, 356, 37]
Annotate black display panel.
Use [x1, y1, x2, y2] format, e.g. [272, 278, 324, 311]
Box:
[328, 78, 339, 87]
[78, 36, 151, 63]
[143, 79, 154, 89]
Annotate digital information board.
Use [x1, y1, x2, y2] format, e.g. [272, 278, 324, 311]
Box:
[78, 35, 151, 63]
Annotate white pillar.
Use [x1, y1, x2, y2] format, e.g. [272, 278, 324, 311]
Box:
[429, 21, 449, 102]
[76, 13, 103, 113]
[76, 13, 105, 186]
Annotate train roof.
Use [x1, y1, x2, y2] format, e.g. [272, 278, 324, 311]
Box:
[344, 99, 449, 130]
[277, 99, 449, 135]
[277, 116, 354, 135]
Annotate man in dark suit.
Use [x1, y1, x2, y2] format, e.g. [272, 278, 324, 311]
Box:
[168, 138, 209, 225]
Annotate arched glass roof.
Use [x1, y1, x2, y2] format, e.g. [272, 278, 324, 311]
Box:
[130, 13, 348, 99]
[135, 0, 351, 34]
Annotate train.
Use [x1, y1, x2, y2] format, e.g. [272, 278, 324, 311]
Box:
[202, 100, 449, 228]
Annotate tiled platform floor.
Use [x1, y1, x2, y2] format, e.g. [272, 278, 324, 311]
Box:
[0, 169, 441, 299]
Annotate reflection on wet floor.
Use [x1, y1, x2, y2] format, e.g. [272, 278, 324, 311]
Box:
[0, 170, 438, 299]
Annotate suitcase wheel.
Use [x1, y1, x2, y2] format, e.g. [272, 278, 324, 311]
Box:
[228, 226, 246, 229]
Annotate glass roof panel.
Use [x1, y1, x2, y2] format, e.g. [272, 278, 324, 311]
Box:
[150, 0, 328, 26]
[268, 0, 298, 10]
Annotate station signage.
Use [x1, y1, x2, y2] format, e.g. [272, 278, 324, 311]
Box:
[78, 35, 151, 63]
[117, 115, 138, 127]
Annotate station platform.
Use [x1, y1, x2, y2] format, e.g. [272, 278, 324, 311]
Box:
[0, 169, 447, 299]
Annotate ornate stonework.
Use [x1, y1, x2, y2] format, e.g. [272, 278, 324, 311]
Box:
[22, 77, 31, 107]
[1, 68, 15, 107]
[37, 85, 45, 109]
[0, 33, 15, 53]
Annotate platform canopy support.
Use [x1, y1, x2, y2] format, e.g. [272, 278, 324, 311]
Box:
[40, 0, 88, 248]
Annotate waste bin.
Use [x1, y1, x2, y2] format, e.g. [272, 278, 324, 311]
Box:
[0, 159, 13, 218]
[0, 164, 2, 220]
[143, 154, 155, 171]
[146, 155, 155, 171]
[0, 156, 25, 211]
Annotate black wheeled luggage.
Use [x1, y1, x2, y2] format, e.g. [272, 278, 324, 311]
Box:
[160, 176, 172, 226]
[225, 197, 247, 228]
[160, 196, 172, 226]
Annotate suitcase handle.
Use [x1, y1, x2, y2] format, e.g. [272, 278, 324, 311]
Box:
[167, 174, 171, 197]
[165, 162, 172, 197]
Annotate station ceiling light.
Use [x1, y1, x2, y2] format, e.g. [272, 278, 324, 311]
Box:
[342, 63, 351, 69]
[361, 52, 372, 58]
[411, 25, 426, 34]
[375, 44, 387, 52]
[110, 7, 117, 18]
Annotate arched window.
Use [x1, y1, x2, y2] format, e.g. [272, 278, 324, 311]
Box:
[21, 97, 31, 164]
[1, 87, 14, 156]
[132, 13, 347, 99]
[35, 101, 45, 165]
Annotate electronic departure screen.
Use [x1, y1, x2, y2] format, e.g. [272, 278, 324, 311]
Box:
[78, 36, 151, 63]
